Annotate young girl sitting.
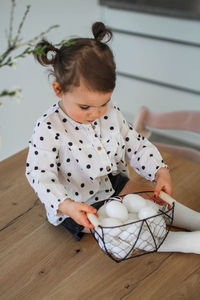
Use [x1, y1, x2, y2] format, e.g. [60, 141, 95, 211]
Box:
[26, 22, 200, 253]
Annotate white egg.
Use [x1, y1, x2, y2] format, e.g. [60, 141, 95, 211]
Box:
[98, 214, 107, 223]
[105, 201, 128, 222]
[97, 237, 105, 251]
[126, 222, 141, 235]
[95, 229, 113, 252]
[119, 230, 131, 241]
[144, 199, 160, 212]
[97, 233, 131, 259]
[97, 204, 108, 217]
[96, 235, 114, 253]
[135, 230, 152, 250]
[108, 235, 120, 246]
[111, 242, 132, 259]
[138, 206, 158, 219]
[142, 243, 157, 252]
[148, 215, 167, 238]
[123, 194, 147, 212]
[123, 213, 139, 224]
[100, 217, 123, 227]
[119, 223, 140, 244]
[100, 217, 123, 237]
[94, 226, 104, 238]
[104, 242, 113, 253]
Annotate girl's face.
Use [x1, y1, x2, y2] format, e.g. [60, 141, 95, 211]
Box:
[52, 81, 113, 124]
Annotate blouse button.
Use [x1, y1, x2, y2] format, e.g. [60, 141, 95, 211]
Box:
[97, 146, 102, 151]
[92, 125, 96, 130]
[106, 166, 111, 171]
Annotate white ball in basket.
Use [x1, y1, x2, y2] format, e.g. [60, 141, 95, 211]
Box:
[100, 217, 123, 237]
[148, 215, 167, 238]
[135, 230, 152, 250]
[96, 236, 113, 253]
[123, 213, 139, 224]
[123, 194, 147, 212]
[97, 204, 108, 218]
[144, 199, 159, 212]
[105, 201, 128, 222]
[138, 206, 158, 219]
[111, 241, 132, 259]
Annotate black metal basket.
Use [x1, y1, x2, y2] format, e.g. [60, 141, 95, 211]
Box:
[90, 191, 174, 263]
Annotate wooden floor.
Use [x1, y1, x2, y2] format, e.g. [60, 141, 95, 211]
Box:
[0, 148, 200, 300]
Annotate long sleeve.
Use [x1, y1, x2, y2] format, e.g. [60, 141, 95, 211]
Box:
[26, 121, 68, 225]
[115, 105, 167, 181]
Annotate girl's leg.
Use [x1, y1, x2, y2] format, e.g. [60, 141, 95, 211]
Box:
[158, 231, 200, 254]
[172, 201, 200, 231]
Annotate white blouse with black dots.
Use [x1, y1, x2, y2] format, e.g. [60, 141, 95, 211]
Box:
[26, 101, 167, 226]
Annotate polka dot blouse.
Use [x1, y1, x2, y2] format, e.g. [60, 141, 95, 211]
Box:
[26, 101, 167, 225]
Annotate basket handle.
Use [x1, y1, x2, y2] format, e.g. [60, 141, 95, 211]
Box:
[159, 191, 176, 206]
[87, 213, 100, 228]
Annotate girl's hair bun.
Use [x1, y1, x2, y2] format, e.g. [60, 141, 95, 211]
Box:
[92, 22, 112, 43]
[33, 39, 59, 66]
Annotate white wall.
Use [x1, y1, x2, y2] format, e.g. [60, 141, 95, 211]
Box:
[0, 0, 102, 161]
[103, 7, 200, 147]
[1, 1, 200, 161]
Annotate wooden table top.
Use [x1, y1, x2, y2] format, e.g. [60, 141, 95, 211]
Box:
[0, 148, 200, 300]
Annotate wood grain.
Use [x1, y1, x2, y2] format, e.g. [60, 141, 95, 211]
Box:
[0, 148, 200, 300]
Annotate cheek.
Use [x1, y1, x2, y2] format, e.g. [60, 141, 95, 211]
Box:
[72, 108, 87, 119]
[101, 106, 108, 116]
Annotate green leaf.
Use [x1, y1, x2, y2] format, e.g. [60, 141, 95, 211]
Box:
[0, 89, 17, 97]
[33, 45, 48, 56]
[63, 39, 76, 47]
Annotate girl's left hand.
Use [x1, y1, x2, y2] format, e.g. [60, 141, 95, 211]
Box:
[154, 167, 173, 198]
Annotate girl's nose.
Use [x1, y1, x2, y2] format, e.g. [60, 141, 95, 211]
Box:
[90, 109, 102, 120]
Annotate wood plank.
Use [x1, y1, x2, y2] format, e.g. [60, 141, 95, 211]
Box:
[0, 205, 97, 300]
[43, 251, 173, 300]
[0, 148, 200, 300]
[0, 149, 37, 229]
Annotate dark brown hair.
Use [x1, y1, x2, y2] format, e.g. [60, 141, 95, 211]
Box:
[34, 22, 116, 93]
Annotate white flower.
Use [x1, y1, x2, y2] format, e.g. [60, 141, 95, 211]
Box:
[11, 59, 18, 69]
[12, 85, 23, 102]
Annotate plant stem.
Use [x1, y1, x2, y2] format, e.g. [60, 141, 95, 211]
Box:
[13, 4, 31, 45]
[21, 24, 59, 46]
[0, 46, 15, 66]
[8, 0, 16, 47]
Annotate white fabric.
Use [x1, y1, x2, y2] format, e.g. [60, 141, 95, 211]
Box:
[158, 231, 200, 254]
[26, 101, 167, 225]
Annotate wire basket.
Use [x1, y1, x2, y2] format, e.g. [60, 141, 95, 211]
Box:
[90, 191, 174, 263]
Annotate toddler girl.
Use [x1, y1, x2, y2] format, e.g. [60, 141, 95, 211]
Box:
[26, 23, 200, 252]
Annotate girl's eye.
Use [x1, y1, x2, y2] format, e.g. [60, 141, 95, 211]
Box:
[80, 106, 90, 110]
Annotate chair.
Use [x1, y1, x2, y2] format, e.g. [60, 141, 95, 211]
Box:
[133, 106, 200, 163]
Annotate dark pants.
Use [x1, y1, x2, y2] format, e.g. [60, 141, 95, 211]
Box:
[61, 173, 129, 240]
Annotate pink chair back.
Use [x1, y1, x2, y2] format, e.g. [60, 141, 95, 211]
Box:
[134, 107, 200, 163]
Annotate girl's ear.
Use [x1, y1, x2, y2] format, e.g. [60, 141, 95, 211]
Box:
[52, 82, 63, 98]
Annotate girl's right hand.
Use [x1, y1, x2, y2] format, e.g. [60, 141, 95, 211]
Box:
[58, 198, 97, 228]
